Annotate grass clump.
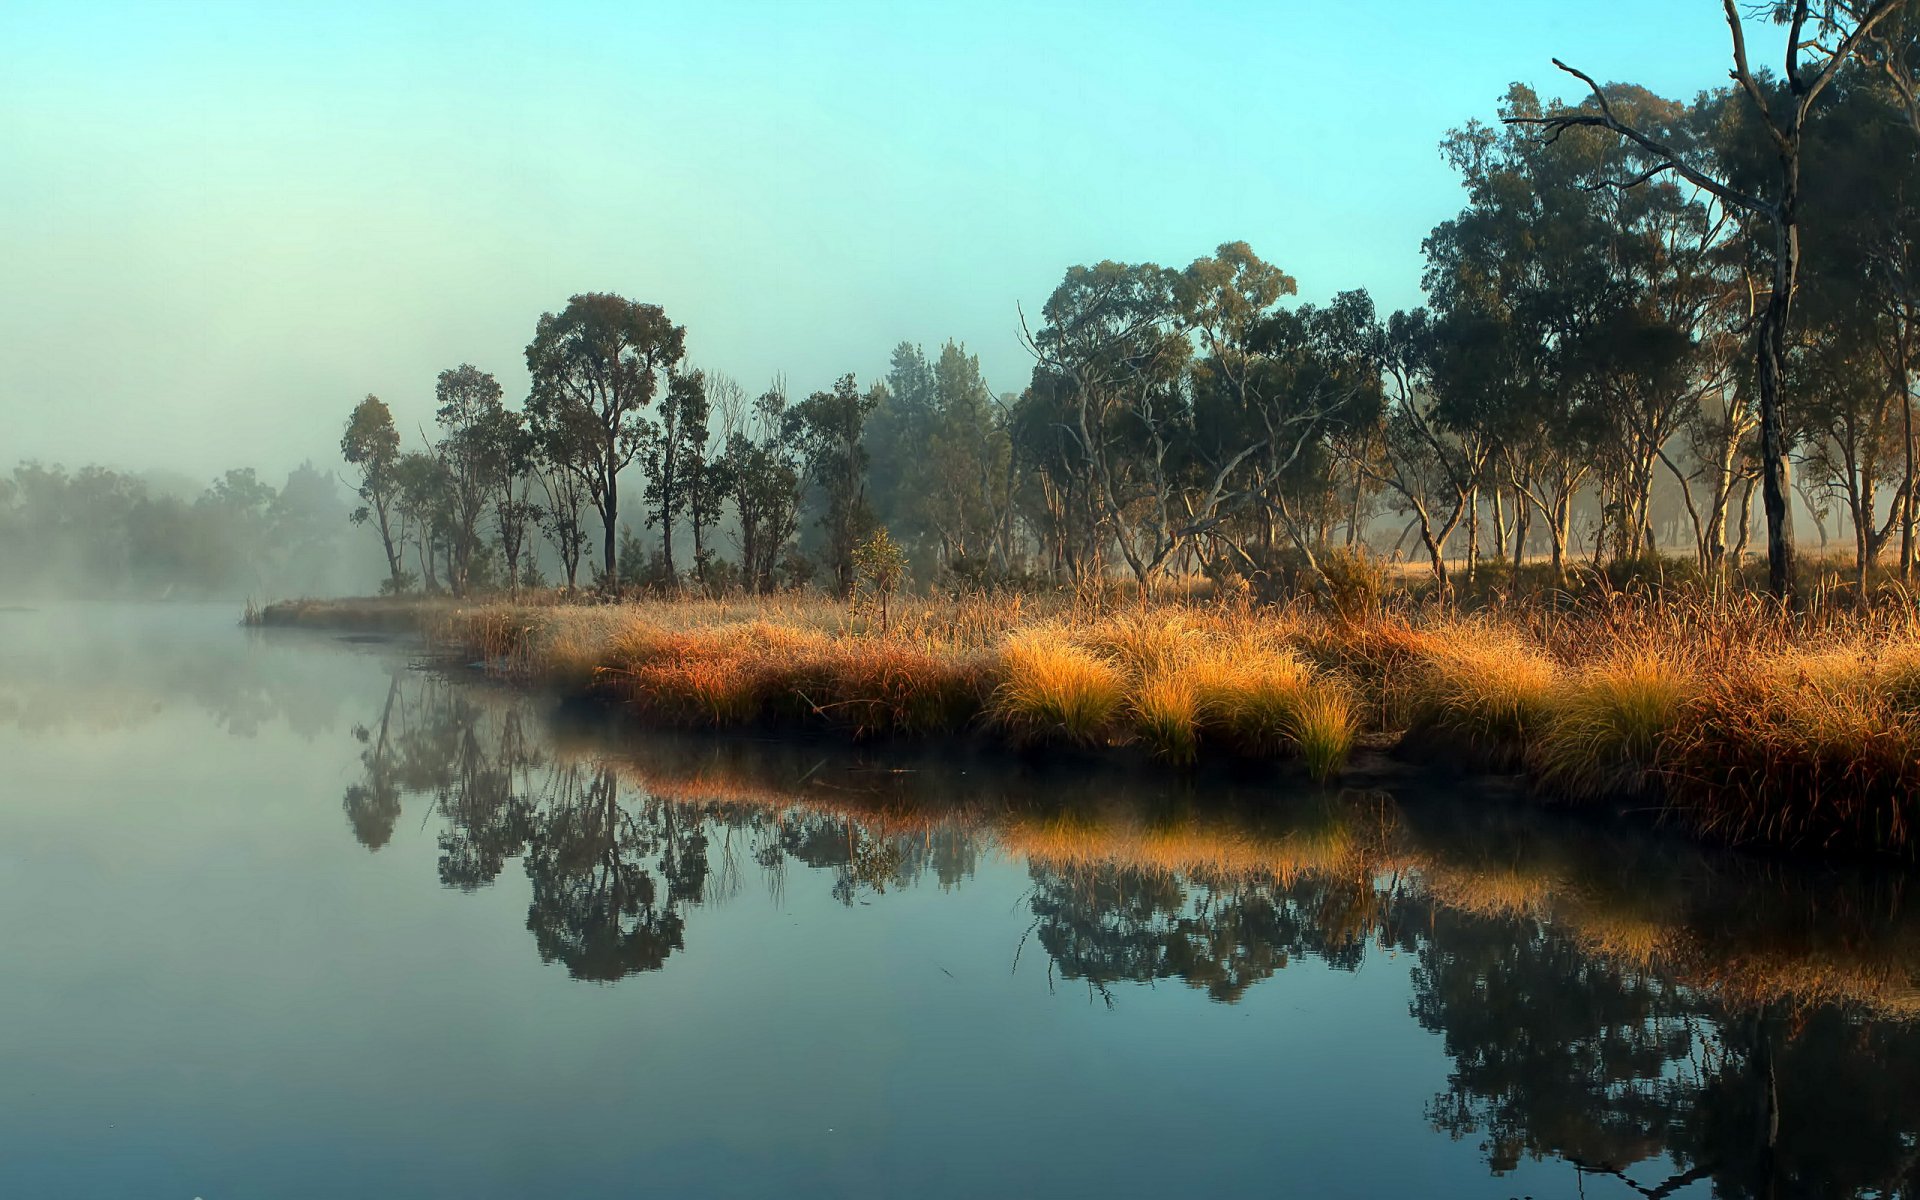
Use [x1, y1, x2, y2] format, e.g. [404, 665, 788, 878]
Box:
[1410, 622, 1560, 766]
[1665, 653, 1920, 853]
[1131, 674, 1201, 764]
[1532, 651, 1694, 800]
[991, 630, 1124, 746]
[1286, 687, 1358, 784]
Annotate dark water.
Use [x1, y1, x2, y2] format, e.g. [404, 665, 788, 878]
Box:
[4, 605, 1920, 1199]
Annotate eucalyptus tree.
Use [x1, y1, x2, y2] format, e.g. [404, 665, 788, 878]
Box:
[793, 373, 881, 596]
[393, 451, 452, 593]
[533, 454, 591, 592]
[1424, 86, 1725, 581]
[1516, 0, 1912, 597]
[478, 404, 539, 592]
[1006, 370, 1101, 582]
[686, 372, 739, 589]
[720, 382, 805, 593]
[524, 293, 686, 589]
[640, 368, 711, 584]
[1185, 281, 1386, 587]
[432, 363, 505, 595]
[341, 394, 408, 592]
[1352, 308, 1481, 590]
[1023, 259, 1195, 590]
[1792, 74, 1920, 583]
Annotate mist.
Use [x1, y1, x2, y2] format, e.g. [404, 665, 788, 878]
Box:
[2, 0, 1761, 485]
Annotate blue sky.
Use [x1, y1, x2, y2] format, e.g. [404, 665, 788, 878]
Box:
[0, 1, 1773, 478]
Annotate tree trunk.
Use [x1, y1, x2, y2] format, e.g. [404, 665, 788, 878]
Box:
[1757, 214, 1800, 599]
[1902, 322, 1916, 582]
[1466, 486, 1479, 586]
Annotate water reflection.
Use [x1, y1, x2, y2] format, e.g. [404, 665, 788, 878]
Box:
[342, 668, 1920, 1196]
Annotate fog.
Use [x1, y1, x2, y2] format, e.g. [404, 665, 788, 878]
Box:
[2, 1, 1754, 479]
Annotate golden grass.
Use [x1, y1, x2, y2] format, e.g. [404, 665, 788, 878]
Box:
[341, 588, 1920, 856]
[1130, 673, 1201, 763]
[992, 630, 1125, 746]
[1409, 620, 1560, 765]
[1532, 650, 1695, 800]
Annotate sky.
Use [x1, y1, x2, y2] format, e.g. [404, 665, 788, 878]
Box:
[0, 0, 1780, 482]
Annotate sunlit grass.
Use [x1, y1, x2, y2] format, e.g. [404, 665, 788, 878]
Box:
[1532, 650, 1694, 800]
[1410, 621, 1560, 765]
[1130, 673, 1201, 763]
[991, 629, 1124, 746]
[389, 590, 1920, 855]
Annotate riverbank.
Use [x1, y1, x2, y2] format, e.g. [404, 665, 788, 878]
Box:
[259, 591, 1920, 860]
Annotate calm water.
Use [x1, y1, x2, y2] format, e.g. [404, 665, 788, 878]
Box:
[3, 605, 1919, 1199]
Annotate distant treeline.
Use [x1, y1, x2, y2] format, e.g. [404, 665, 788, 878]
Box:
[0, 461, 368, 599]
[342, 44, 1920, 600]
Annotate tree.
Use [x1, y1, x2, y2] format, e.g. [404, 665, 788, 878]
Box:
[924, 342, 1011, 572]
[868, 342, 938, 558]
[720, 382, 806, 593]
[393, 451, 452, 592]
[524, 293, 686, 590]
[1516, 0, 1910, 597]
[639, 368, 710, 585]
[687, 372, 739, 589]
[1023, 260, 1195, 591]
[433, 363, 506, 595]
[475, 404, 539, 593]
[341, 394, 408, 593]
[793, 373, 881, 596]
[1353, 308, 1481, 590]
[534, 456, 591, 592]
[852, 526, 907, 631]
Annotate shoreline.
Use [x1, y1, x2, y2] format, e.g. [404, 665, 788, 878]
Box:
[251, 592, 1920, 864]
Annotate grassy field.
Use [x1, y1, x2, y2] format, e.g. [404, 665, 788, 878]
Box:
[261, 586, 1920, 860]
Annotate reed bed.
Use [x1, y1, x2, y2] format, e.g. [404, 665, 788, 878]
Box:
[258, 585, 1920, 859]
[435, 597, 1361, 778]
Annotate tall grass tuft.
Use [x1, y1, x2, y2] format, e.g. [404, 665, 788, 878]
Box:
[1131, 673, 1201, 763]
[1532, 651, 1693, 800]
[1187, 646, 1311, 754]
[1411, 623, 1560, 766]
[991, 630, 1124, 746]
[1286, 687, 1358, 783]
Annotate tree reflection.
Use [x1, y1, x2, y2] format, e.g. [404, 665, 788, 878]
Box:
[342, 677, 405, 850]
[1408, 903, 1920, 1197]
[522, 765, 684, 980]
[335, 670, 1920, 1194]
[1025, 863, 1393, 1002]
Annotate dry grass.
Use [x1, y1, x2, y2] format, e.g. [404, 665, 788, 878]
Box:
[1532, 650, 1695, 800]
[255, 586, 1920, 858]
[992, 630, 1125, 746]
[1407, 619, 1560, 765]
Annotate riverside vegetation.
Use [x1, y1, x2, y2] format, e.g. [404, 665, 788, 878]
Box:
[262, 576, 1920, 862]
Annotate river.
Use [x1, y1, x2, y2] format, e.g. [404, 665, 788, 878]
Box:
[2, 603, 1917, 1198]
